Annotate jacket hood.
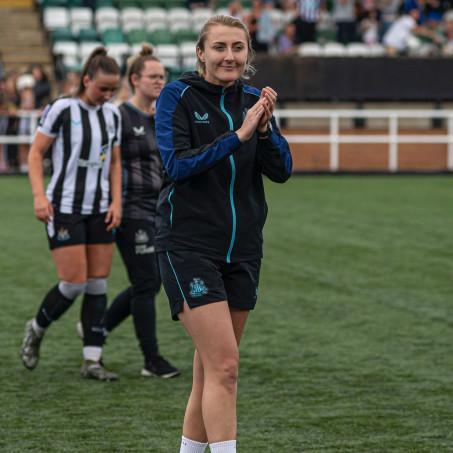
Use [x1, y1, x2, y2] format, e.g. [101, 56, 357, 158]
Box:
[179, 71, 243, 95]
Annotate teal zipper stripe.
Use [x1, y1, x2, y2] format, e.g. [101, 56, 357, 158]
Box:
[226, 155, 236, 263]
[168, 188, 174, 226]
[220, 91, 236, 263]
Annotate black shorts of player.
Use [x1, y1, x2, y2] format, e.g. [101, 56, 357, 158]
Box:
[45, 211, 114, 250]
[158, 250, 261, 321]
[115, 218, 161, 294]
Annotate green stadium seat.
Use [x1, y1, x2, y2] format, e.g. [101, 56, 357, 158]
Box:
[67, 0, 84, 6]
[96, 0, 115, 7]
[216, 0, 230, 7]
[42, 0, 68, 7]
[167, 66, 182, 81]
[117, 0, 139, 8]
[316, 29, 337, 44]
[147, 29, 175, 44]
[172, 28, 198, 44]
[78, 28, 99, 41]
[65, 62, 83, 72]
[102, 27, 125, 43]
[163, 0, 186, 9]
[52, 27, 74, 41]
[139, 0, 164, 7]
[127, 28, 147, 44]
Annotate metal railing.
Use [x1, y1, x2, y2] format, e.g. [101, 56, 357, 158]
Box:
[273, 109, 453, 172]
[2, 109, 453, 173]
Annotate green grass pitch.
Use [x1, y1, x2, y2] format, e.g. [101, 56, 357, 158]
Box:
[1, 175, 453, 452]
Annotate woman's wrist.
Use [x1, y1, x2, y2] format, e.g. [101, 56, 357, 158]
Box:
[257, 125, 269, 137]
[258, 123, 269, 134]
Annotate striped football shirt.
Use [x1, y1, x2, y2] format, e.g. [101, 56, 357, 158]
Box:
[38, 97, 121, 215]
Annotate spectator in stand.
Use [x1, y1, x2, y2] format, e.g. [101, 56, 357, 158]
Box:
[293, 0, 322, 43]
[280, 0, 299, 17]
[360, 9, 380, 44]
[186, 0, 210, 9]
[333, 0, 358, 44]
[0, 77, 11, 173]
[441, 9, 453, 54]
[277, 22, 298, 53]
[383, 7, 443, 54]
[425, 0, 445, 24]
[30, 64, 51, 109]
[256, 0, 278, 52]
[4, 70, 19, 106]
[226, 0, 246, 20]
[60, 70, 80, 96]
[4, 71, 19, 172]
[16, 74, 36, 174]
[245, 0, 268, 52]
[378, 0, 402, 38]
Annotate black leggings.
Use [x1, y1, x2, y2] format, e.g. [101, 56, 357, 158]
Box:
[104, 218, 161, 362]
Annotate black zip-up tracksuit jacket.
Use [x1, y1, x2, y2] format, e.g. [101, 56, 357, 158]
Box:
[154, 72, 292, 263]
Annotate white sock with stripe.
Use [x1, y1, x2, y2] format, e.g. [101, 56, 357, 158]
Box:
[83, 346, 102, 362]
[209, 440, 236, 452]
[179, 436, 208, 453]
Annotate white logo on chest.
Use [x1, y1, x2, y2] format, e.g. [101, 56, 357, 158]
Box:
[133, 126, 145, 136]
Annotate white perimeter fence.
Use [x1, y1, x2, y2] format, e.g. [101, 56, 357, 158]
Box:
[2, 109, 453, 173]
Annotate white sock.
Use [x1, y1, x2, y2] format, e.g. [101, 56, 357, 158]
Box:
[209, 440, 236, 452]
[83, 346, 102, 362]
[180, 436, 208, 453]
[32, 318, 45, 337]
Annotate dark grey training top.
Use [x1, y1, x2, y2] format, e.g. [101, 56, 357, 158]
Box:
[119, 101, 163, 221]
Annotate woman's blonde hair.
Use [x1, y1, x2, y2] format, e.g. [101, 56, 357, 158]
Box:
[76, 46, 120, 96]
[196, 15, 256, 80]
[126, 43, 162, 92]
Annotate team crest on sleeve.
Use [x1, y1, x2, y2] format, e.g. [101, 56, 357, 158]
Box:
[189, 278, 208, 298]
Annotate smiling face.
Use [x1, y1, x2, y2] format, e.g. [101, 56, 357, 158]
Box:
[197, 24, 249, 87]
[131, 60, 166, 102]
[81, 71, 120, 105]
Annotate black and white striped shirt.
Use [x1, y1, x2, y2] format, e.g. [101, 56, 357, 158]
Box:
[38, 97, 121, 215]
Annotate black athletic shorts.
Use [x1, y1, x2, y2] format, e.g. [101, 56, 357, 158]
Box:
[158, 250, 261, 321]
[46, 211, 114, 250]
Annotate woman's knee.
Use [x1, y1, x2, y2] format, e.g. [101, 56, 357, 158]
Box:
[209, 352, 240, 392]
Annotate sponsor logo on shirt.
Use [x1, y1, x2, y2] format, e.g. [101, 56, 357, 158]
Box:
[194, 111, 209, 124]
[132, 126, 146, 136]
[78, 146, 108, 168]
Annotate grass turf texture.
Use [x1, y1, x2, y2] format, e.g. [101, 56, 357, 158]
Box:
[1, 175, 453, 452]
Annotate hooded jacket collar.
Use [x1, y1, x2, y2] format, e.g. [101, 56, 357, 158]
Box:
[179, 71, 243, 95]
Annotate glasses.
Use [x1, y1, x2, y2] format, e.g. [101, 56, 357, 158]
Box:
[142, 74, 167, 82]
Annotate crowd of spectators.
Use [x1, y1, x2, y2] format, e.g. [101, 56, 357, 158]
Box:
[0, 65, 53, 174]
[222, 0, 453, 55]
[1, 0, 453, 173]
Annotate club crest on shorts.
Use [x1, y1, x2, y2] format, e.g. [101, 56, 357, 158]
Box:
[57, 227, 70, 241]
[189, 278, 208, 298]
[135, 229, 149, 244]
